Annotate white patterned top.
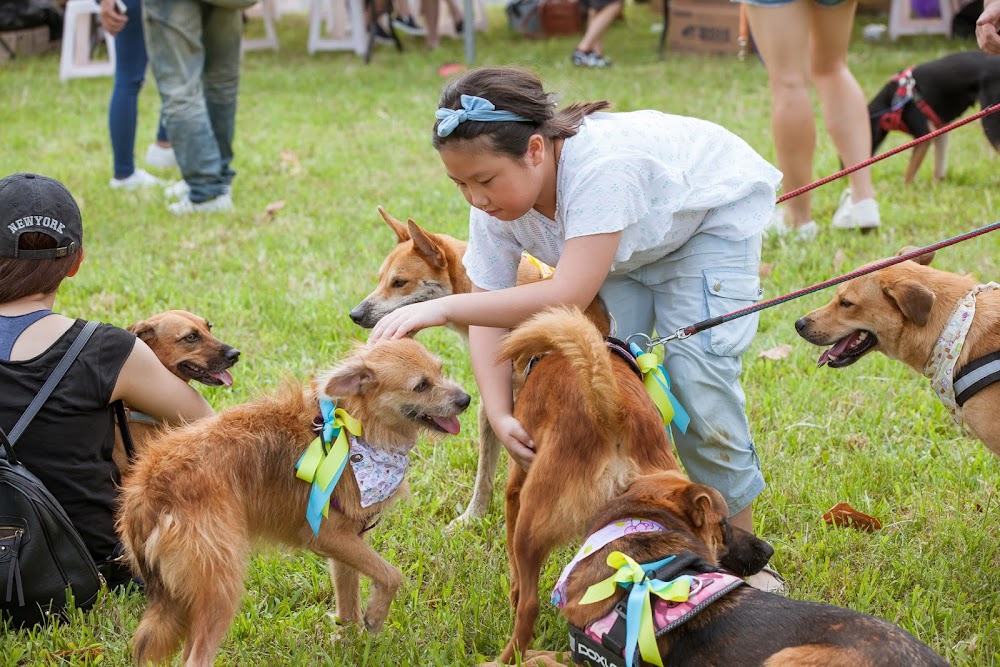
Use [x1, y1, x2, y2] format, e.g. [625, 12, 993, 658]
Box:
[463, 110, 782, 291]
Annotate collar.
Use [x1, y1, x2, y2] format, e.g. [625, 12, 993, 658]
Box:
[551, 518, 667, 608]
[922, 283, 1000, 424]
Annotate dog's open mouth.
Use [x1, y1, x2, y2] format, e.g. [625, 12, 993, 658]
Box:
[403, 407, 462, 435]
[178, 361, 235, 387]
[817, 330, 878, 368]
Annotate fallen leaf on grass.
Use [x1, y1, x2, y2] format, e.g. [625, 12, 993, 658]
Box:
[264, 200, 286, 218]
[280, 149, 301, 176]
[759, 262, 773, 279]
[823, 502, 882, 532]
[833, 249, 847, 273]
[758, 344, 792, 361]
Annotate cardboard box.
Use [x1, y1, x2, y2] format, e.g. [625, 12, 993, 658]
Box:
[668, 1, 741, 55]
[0, 26, 56, 64]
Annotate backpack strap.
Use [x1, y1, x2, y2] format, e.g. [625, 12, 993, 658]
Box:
[113, 400, 136, 461]
[2, 321, 101, 461]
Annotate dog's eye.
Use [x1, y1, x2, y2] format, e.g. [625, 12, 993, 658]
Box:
[183, 332, 200, 343]
[391, 278, 408, 289]
[413, 379, 430, 392]
[839, 298, 853, 308]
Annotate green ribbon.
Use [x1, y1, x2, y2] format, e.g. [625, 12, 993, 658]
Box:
[579, 551, 692, 667]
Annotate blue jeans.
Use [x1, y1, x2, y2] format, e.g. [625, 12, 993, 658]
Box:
[599, 228, 765, 516]
[141, 0, 241, 202]
[110, 0, 167, 180]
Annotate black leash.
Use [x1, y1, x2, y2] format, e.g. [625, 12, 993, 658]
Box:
[631, 220, 1000, 350]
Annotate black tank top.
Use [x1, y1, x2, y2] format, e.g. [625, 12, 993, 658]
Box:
[0, 319, 135, 562]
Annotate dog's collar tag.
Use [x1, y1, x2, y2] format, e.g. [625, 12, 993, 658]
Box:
[922, 282, 1000, 424]
[295, 397, 363, 536]
[552, 518, 667, 608]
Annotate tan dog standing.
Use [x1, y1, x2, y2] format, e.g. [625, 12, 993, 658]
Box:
[117, 338, 471, 666]
[112, 310, 240, 473]
[350, 207, 609, 524]
[796, 249, 1000, 457]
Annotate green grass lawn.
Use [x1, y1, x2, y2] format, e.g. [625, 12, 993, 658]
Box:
[2, 6, 999, 665]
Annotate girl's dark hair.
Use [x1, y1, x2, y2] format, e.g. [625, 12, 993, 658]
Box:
[432, 67, 611, 159]
[0, 232, 79, 302]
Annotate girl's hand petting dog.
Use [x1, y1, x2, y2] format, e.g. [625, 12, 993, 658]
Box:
[491, 413, 535, 470]
[368, 299, 450, 342]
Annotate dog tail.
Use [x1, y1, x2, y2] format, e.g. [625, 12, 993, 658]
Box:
[498, 305, 619, 429]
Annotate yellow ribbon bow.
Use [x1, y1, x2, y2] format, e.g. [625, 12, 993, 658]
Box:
[635, 352, 676, 428]
[295, 398, 363, 535]
[579, 551, 692, 667]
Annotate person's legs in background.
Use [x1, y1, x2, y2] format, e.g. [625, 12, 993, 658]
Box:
[108, 0, 161, 189]
[745, 1, 816, 235]
[202, 5, 242, 191]
[143, 0, 235, 213]
[809, 0, 880, 230]
[572, 0, 622, 67]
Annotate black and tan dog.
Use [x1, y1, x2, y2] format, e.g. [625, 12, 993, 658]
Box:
[113, 310, 240, 474]
[868, 51, 1000, 184]
[484, 472, 948, 667]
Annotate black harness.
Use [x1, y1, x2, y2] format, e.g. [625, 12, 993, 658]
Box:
[524, 337, 644, 382]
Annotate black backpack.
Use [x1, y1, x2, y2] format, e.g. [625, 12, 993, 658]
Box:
[0, 321, 108, 627]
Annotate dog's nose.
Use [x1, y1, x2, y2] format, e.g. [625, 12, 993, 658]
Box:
[455, 392, 471, 410]
[794, 317, 807, 333]
[224, 347, 241, 362]
[349, 305, 366, 325]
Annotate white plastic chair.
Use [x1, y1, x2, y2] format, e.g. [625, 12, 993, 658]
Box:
[888, 0, 954, 40]
[59, 0, 115, 81]
[308, 0, 367, 55]
[243, 0, 280, 52]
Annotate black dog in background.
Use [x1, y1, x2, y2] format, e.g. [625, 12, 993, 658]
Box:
[868, 51, 1000, 184]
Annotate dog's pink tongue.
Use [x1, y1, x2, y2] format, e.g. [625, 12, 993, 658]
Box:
[817, 333, 858, 367]
[209, 370, 234, 387]
[433, 416, 461, 435]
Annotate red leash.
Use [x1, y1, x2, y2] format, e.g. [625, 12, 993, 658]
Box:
[777, 102, 1000, 204]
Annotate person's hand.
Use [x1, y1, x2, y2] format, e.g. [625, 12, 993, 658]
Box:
[99, 0, 127, 35]
[977, 2, 1000, 54]
[367, 299, 450, 343]
[492, 413, 535, 471]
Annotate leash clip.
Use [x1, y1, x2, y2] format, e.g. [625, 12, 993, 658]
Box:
[630, 327, 689, 352]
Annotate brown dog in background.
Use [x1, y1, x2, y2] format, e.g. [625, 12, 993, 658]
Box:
[117, 338, 470, 666]
[350, 207, 610, 524]
[112, 310, 240, 474]
[484, 472, 946, 667]
[796, 248, 1000, 457]
[492, 305, 680, 663]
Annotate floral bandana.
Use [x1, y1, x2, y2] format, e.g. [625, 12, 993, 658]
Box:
[348, 434, 415, 509]
[922, 283, 1000, 424]
[551, 518, 666, 608]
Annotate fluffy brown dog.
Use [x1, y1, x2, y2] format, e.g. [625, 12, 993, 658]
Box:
[485, 472, 946, 667]
[350, 207, 610, 524]
[493, 305, 681, 663]
[112, 310, 240, 474]
[117, 338, 470, 666]
[796, 249, 1000, 457]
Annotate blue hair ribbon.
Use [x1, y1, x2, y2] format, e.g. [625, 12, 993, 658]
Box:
[435, 94, 532, 137]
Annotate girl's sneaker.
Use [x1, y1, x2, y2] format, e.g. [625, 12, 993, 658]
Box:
[167, 193, 234, 215]
[831, 189, 880, 230]
[110, 169, 162, 190]
[145, 143, 178, 169]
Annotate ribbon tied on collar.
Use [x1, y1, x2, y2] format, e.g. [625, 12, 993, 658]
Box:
[630, 342, 690, 436]
[295, 397, 363, 536]
[435, 94, 532, 137]
[579, 551, 693, 667]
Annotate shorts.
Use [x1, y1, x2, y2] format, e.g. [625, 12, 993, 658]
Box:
[581, 0, 621, 11]
[598, 228, 765, 517]
[738, 0, 849, 6]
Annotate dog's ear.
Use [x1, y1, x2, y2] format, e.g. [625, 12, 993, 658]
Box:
[408, 220, 447, 269]
[321, 357, 376, 397]
[895, 246, 935, 266]
[685, 485, 715, 529]
[127, 320, 156, 342]
[884, 279, 936, 326]
[378, 205, 410, 243]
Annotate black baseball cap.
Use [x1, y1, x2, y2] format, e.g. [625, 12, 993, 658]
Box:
[0, 173, 82, 259]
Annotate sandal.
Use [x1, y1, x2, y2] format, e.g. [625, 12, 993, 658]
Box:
[746, 565, 789, 595]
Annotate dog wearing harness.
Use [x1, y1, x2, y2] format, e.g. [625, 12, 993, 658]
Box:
[867, 51, 1000, 184]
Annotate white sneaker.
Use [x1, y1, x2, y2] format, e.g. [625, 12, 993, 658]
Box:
[164, 180, 190, 200]
[766, 206, 818, 241]
[145, 143, 178, 169]
[831, 189, 880, 230]
[109, 169, 162, 190]
[167, 193, 234, 215]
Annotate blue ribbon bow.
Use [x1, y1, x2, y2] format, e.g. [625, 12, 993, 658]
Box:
[435, 94, 532, 137]
[629, 342, 690, 435]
